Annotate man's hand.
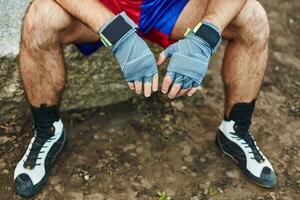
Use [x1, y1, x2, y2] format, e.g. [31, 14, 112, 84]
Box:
[100, 12, 158, 97]
[157, 21, 221, 99]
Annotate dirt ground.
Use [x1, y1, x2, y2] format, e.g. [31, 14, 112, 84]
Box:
[0, 0, 299, 199]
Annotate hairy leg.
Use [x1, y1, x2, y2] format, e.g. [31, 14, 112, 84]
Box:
[171, 0, 269, 117]
[221, 0, 269, 117]
[20, 0, 100, 107]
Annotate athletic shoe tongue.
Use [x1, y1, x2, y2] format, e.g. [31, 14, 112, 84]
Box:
[235, 127, 265, 163]
[35, 125, 54, 137]
[23, 125, 54, 169]
[234, 124, 249, 132]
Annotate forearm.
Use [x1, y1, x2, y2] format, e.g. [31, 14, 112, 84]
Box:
[202, 0, 247, 32]
[54, 0, 114, 33]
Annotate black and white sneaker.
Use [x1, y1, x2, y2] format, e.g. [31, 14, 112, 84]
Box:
[216, 120, 277, 188]
[14, 119, 66, 197]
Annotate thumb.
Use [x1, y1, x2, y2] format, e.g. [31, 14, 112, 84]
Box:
[157, 51, 167, 66]
[156, 44, 176, 66]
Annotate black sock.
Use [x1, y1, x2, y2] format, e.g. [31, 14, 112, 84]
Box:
[224, 99, 256, 131]
[30, 104, 60, 127]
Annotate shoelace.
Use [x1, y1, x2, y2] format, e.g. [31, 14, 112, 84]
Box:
[234, 124, 265, 163]
[23, 125, 55, 169]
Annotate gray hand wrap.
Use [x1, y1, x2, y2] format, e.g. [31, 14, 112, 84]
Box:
[164, 21, 221, 89]
[99, 12, 157, 82]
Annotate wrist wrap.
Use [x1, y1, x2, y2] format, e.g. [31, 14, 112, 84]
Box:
[194, 22, 221, 50]
[99, 12, 137, 47]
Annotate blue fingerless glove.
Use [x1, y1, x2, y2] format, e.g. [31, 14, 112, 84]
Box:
[99, 12, 157, 82]
[164, 21, 221, 89]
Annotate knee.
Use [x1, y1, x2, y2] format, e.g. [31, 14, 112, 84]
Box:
[22, 0, 55, 51]
[21, 0, 65, 51]
[236, 0, 270, 47]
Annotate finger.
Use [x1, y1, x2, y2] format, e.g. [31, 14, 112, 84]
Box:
[181, 77, 194, 90]
[144, 82, 152, 97]
[143, 73, 155, 96]
[157, 44, 177, 66]
[161, 76, 172, 94]
[168, 83, 182, 99]
[192, 81, 201, 88]
[157, 52, 167, 66]
[187, 87, 199, 96]
[177, 76, 193, 97]
[164, 44, 177, 58]
[134, 81, 142, 95]
[152, 73, 158, 92]
[177, 88, 189, 97]
[161, 72, 175, 94]
[128, 82, 134, 90]
[168, 74, 183, 98]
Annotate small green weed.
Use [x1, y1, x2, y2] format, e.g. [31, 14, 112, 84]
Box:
[157, 191, 172, 200]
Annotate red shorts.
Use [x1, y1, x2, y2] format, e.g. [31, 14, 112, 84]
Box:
[76, 0, 188, 56]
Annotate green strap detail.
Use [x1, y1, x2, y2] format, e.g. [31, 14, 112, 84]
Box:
[193, 22, 202, 33]
[100, 34, 112, 47]
[184, 22, 202, 37]
[184, 28, 193, 37]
